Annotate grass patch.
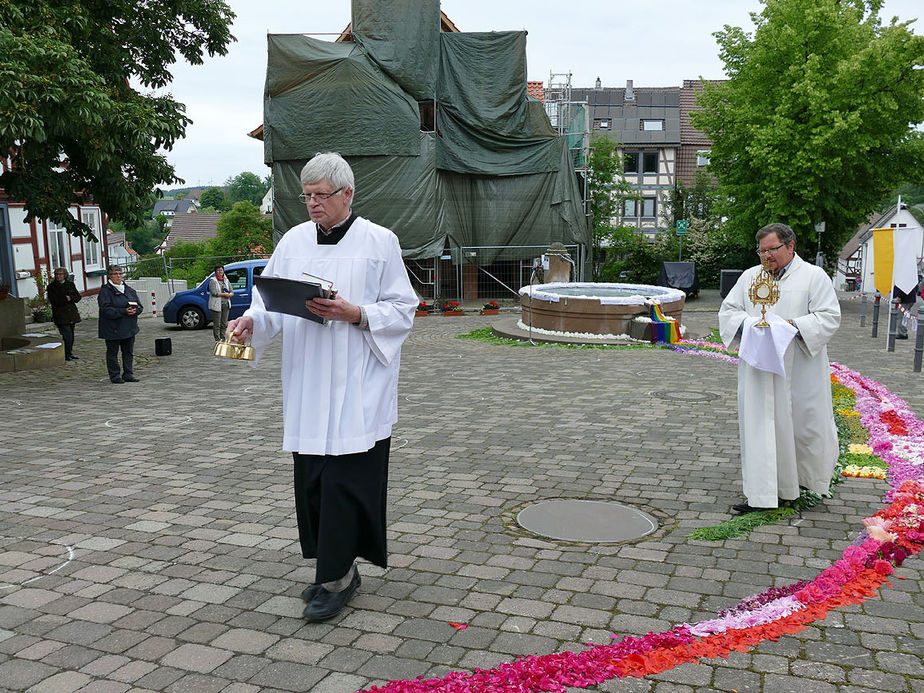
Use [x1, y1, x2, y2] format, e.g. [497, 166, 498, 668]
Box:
[689, 508, 796, 541]
[458, 327, 654, 351]
[840, 452, 889, 470]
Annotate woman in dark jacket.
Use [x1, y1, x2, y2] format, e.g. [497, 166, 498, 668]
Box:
[47, 267, 82, 361]
[98, 266, 143, 383]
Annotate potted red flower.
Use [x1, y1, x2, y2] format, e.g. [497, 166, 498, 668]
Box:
[480, 300, 500, 316]
[415, 301, 429, 317]
[442, 300, 464, 316]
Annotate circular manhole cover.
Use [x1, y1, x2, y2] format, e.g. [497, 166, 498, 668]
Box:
[648, 389, 719, 403]
[516, 499, 658, 543]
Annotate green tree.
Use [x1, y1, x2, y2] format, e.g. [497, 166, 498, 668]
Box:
[693, 0, 924, 260]
[108, 219, 162, 257]
[200, 186, 227, 211]
[213, 201, 273, 255]
[585, 136, 639, 278]
[163, 240, 214, 284]
[227, 172, 267, 206]
[601, 229, 676, 284]
[0, 1, 235, 240]
[666, 170, 723, 229]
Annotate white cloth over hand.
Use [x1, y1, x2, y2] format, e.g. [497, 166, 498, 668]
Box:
[738, 313, 797, 377]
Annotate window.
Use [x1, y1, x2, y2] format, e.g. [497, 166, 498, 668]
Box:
[641, 198, 656, 217]
[82, 210, 101, 267]
[640, 119, 663, 131]
[696, 150, 711, 167]
[225, 268, 248, 291]
[594, 119, 610, 130]
[624, 152, 639, 174]
[642, 152, 659, 174]
[48, 221, 69, 271]
[623, 199, 637, 217]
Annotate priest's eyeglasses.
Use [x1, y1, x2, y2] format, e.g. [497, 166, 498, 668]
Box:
[298, 188, 343, 202]
[756, 243, 787, 257]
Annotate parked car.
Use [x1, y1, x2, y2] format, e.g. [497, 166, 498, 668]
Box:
[163, 259, 267, 330]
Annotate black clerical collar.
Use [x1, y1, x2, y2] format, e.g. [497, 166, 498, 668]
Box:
[317, 212, 357, 245]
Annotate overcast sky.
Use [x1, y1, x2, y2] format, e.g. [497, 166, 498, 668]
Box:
[161, 0, 922, 190]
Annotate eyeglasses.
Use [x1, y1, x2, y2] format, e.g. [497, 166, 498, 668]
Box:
[298, 188, 343, 202]
[756, 243, 788, 257]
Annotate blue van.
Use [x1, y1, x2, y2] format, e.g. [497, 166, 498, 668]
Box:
[162, 259, 268, 329]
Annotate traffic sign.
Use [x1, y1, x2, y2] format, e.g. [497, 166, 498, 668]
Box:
[676, 220, 688, 235]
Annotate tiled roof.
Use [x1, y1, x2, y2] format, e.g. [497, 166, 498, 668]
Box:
[527, 81, 544, 100]
[571, 85, 681, 145]
[152, 199, 197, 217]
[679, 79, 717, 146]
[163, 213, 222, 249]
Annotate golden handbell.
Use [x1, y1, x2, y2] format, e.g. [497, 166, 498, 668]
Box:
[213, 336, 255, 361]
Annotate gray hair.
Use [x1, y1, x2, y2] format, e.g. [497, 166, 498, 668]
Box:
[756, 223, 796, 245]
[53, 267, 68, 277]
[299, 152, 355, 192]
[107, 265, 124, 277]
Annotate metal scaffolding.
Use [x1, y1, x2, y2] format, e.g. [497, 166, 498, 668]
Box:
[544, 71, 591, 223]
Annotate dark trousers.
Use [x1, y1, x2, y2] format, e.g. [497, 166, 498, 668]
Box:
[57, 323, 75, 358]
[105, 337, 135, 380]
[293, 438, 390, 584]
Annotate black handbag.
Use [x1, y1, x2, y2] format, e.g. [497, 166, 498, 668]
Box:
[155, 338, 172, 356]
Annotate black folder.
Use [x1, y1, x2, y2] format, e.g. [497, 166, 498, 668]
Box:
[254, 275, 334, 324]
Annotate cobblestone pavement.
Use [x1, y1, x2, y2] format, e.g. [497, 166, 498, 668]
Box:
[0, 291, 922, 693]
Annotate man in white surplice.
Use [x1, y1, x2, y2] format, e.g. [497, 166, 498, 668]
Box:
[718, 223, 840, 514]
[227, 153, 417, 621]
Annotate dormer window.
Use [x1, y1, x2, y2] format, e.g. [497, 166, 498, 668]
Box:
[640, 119, 664, 131]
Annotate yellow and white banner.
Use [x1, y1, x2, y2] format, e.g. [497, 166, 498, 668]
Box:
[872, 227, 919, 296]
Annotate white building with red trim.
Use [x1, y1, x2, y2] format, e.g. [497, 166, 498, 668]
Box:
[0, 197, 110, 301]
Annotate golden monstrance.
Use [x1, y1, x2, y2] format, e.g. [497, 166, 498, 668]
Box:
[748, 263, 780, 328]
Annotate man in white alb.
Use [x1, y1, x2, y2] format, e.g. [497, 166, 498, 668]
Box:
[227, 152, 417, 621]
[718, 223, 840, 514]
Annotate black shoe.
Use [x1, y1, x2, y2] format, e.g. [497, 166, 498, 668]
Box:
[303, 570, 361, 622]
[300, 584, 321, 603]
[122, 376, 140, 382]
[69, 354, 79, 360]
[732, 502, 776, 514]
[111, 377, 125, 384]
[65, 356, 75, 361]
[896, 334, 909, 340]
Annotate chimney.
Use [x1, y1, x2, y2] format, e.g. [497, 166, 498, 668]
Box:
[625, 79, 634, 100]
[594, 76, 602, 90]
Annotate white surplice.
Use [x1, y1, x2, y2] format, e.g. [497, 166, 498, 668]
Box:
[718, 254, 840, 507]
[243, 216, 418, 456]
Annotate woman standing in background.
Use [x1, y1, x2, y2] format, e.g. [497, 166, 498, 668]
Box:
[208, 265, 233, 341]
[47, 267, 82, 361]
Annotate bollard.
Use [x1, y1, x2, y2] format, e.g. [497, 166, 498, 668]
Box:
[887, 298, 898, 352]
[860, 293, 867, 327]
[915, 305, 924, 372]
[151, 291, 157, 318]
[871, 294, 881, 337]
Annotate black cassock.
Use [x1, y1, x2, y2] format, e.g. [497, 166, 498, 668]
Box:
[292, 437, 390, 583]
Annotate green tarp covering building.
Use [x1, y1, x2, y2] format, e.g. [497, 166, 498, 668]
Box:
[262, 0, 589, 265]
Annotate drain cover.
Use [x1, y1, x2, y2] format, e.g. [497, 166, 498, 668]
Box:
[516, 499, 658, 543]
[649, 389, 719, 403]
